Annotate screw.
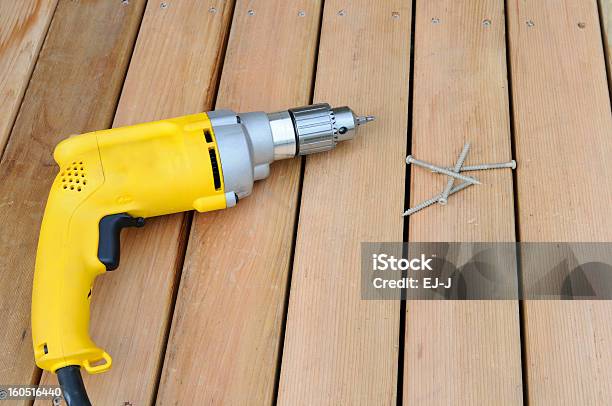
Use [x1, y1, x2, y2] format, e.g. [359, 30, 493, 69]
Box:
[160, 2, 167, 9]
[482, 19, 491, 27]
[392, 12, 400, 19]
[439, 142, 471, 205]
[121, 0, 129, 4]
[209, 7, 217, 14]
[298, 10, 305, 17]
[526, 20, 535, 27]
[578, 22, 586, 29]
[406, 155, 481, 184]
[338, 9, 346, 16]
[431, 17, 440, 24]
[247, 9, 255, 16]
[403, 182, 473, 216]
[432, 160, 517, 173]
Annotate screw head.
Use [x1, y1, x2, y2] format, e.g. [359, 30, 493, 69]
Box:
[298, 10, 306, 17]
[160, 2, 168, 9]
[392, 12, 400, 19]
[121, 0, 129, 4]
[526, 20, 535, 27]
[482, 19, 491, 27]
[209, 7, 217, 14]
[337, 9, 346, 16]
[247, 9, 255, 16]
[578, 22, 586, 29]
[431, 17, 440, 24]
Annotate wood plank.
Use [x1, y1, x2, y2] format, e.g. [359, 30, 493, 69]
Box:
[35, 1, 235, 405]
[0, 0, 57, 154]
[404, 1, 522, 404]
[507, 0, 612, 403]
[599, 0, 612, 90]
[0, 0, 145, 396]
[277, 1, 411, 404]
[156, 1, 322, 404]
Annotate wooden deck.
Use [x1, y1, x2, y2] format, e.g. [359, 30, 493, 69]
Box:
[1, 1, 612, 404]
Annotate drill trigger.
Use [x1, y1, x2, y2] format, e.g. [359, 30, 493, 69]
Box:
[97, 213, 145, 271]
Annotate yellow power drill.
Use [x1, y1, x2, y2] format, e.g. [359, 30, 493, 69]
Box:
[31, 103, 374, 405]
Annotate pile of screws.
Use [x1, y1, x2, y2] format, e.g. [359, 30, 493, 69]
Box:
[403, 142, 516, 216]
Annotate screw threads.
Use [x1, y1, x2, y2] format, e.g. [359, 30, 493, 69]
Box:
[432, 160, 517, 173]
[404, 182, 473, 216]
[439, 143, 470, 205]
[406, 155, 480, 184]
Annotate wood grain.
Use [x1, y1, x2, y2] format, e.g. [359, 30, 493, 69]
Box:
[156, 1, 322, 404]
[277, 1, 411, 404]
[0, 0, 57, 154]
[508, 0, 612, 403]
[35, 1, 235, 405]
[599, 0, 612, 90]
[404, 1, 522, 404]
[0, 0, 145, 396]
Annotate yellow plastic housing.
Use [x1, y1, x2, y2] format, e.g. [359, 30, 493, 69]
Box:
[32, 113, 226, 374]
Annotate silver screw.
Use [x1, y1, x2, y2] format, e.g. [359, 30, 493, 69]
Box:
[338, 9, 346, 16]
[392, 12, 400, 19]
[404, 182, 473, 216]
[482, 19, 491, 27]
[406, 155, 481, 184]
[439, 143, 471, 205]
[160, 2, 167, 9]
[121, 0, 129, 4]
[209, 7, 217, 14]
[432, 160, 517, 173]
[578, 22, 586, 29]
[247, 9, 255, 16]
[526, 20, 535, 27]
[431, 17, 440, 24]
[298, 10, 306, 17]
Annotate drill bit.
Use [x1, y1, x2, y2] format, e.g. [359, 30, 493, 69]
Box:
[356, 115, 376, 125]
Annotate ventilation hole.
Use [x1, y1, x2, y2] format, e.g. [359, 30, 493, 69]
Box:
[208, 148, 221, 190]
[87, 289, 92, 298]
[61, 172, 65, 176]
[69, 179, 73, 183]
[77, 187, 81, 191]
[80, 166, 83, 170]
[70, 186, 74, 190]
[62, 179, 66, 182]
[76, 179, 80, 183]
[63, 185, 67, 189]
[72, 161, 76, 165]
[79, 161, 83, 164]
[83, 180, 87, 185]
[204, 129, 213, 143]
[81, 174, 85, 177]
[43, 343, 48, 354]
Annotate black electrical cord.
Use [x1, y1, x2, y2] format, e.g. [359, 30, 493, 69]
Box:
[56, 366, 91, 406]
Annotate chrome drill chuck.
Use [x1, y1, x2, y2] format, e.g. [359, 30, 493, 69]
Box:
[208, 103, 374, 203]
[287, 103, 374, 156]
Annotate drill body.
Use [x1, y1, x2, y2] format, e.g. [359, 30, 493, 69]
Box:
[31, 104, 372, 379]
